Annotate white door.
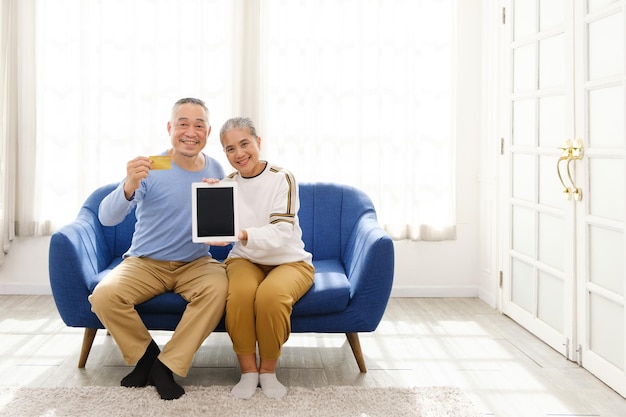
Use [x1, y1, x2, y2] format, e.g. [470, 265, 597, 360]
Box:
[574, 0, 626, 397]
[502, 0, 577, 359]
[501, 0, 626, 397]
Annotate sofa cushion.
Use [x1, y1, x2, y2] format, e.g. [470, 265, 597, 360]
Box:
[292, 259, 350, 317]
[91, 257, 351, 318]
[137, 292, 188, 314]
[87, 257, 124, 292]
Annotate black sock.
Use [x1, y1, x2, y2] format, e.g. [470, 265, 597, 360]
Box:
[120, 339, 160, 388]
[149, 358, 185, 400]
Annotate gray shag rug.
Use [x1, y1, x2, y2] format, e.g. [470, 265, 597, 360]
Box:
[0, 385, 483, 417]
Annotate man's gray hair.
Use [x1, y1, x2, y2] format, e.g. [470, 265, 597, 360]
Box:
[171, 98, 209, 122]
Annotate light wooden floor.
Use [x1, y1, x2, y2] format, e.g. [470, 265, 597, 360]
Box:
[1, 295, 625, 417]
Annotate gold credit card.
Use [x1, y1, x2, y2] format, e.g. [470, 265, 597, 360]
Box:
[150, 155, 171, 170]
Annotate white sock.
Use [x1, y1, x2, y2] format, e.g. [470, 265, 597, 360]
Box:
[259, 373, 287, 399]
[231, 372, 259, 399]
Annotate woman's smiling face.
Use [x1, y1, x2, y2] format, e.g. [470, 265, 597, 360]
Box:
[222, 127, 264, 178]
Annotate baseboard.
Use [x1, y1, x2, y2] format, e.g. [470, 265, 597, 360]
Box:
[477, 286, 498, 309]
[0, 282, 52, 295]
[390, 285, 479, 298]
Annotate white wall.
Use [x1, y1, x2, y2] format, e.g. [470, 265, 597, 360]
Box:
[391, 0, 483, 298]
[0, 1, 487, 300]
[476, 1, 503, 309]
[0, 236, 52, 294]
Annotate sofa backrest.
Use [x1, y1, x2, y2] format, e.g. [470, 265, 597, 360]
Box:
[79, 181, 378, 264]
[78, 183, 136, 263]
[298, 182, 377, 262]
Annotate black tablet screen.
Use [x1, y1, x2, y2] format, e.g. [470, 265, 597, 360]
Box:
[195, 187, 236, 237]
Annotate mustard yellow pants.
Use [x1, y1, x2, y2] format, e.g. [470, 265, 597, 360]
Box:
[88, 256, 227, 377]
[225, 258, 314, 360]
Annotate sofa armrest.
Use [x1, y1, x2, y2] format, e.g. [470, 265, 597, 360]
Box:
[49, 217, 110, 329]
[342, 212, 395, 330]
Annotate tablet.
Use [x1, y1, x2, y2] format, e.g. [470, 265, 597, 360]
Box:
[191, 182, 240, 243]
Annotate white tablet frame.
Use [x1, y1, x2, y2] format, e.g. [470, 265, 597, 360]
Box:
[191, 181, 240, 243]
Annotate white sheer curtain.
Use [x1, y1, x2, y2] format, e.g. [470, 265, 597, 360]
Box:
[260, 0, 456, 240]
[1, 0, 33, 263]
[31, 0, 233, 234]
[261, 0, 455, 240]
[0, 0, 16, 264]
[8, 0, 456, 244]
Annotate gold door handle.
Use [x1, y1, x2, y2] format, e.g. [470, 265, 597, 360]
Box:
[571, 138, 584, 159]
[569, 139, 584, 201]
[556, 139, 584, 201]
[566, 156, 582, 201]
[557, 151, 572, 200]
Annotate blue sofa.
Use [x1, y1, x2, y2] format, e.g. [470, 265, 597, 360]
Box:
[48, 182, 394, 372]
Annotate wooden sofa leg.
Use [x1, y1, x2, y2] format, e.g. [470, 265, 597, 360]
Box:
[78, 328, 98, 368]
[346, 332, 367, 373]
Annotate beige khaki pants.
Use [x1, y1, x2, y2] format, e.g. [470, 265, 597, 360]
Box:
[225, 258, 314, 360]
[89, 256, 227, 377]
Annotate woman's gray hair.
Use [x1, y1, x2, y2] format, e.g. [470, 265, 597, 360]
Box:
[220, 117, 258, 143]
